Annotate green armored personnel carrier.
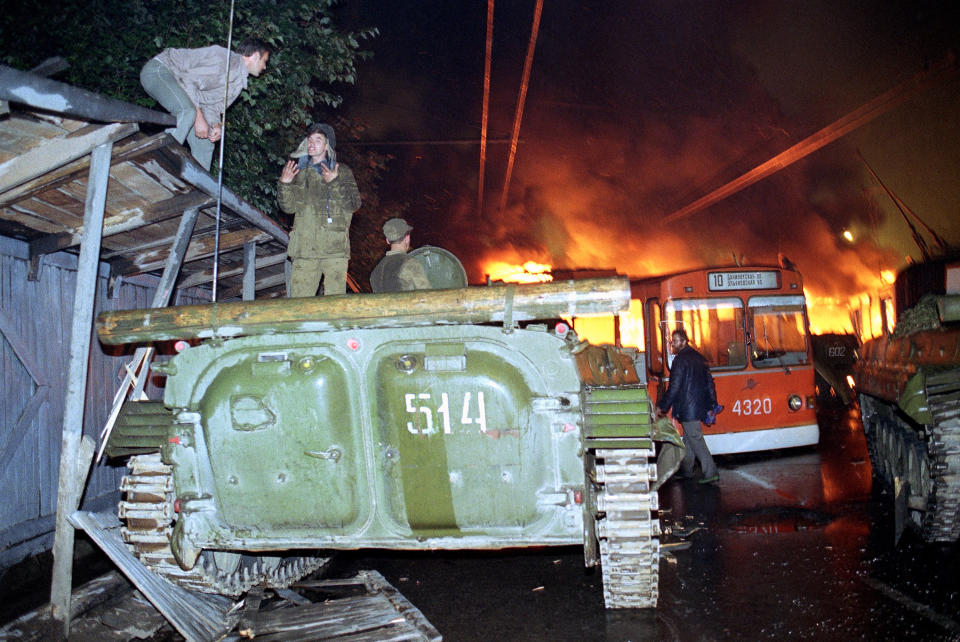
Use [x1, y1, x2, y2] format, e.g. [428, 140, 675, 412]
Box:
[97, 277, 682, 608]
[853, 259, 960, 542]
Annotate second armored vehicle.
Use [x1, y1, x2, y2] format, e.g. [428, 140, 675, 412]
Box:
[853, 258, 960, 542]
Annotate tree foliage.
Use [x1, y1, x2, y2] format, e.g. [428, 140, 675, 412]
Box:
[1, 0, 377, 214]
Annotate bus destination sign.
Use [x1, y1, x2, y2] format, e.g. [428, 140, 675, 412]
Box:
[707, 270, 779, 291]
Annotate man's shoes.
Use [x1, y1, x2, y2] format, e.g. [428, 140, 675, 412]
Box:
[698, 474, 720, 485]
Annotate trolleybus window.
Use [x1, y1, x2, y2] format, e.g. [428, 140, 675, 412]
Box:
[662, 297, 746, 370]
[748, 295, 810, 367]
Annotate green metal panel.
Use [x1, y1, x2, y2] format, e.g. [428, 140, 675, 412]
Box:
[586, 387, 651, 402]
[373, 342, 544, 535]
[899, 369, 935, 425]
[582, 385, 654, 441]
[409, 245, 468, 289]
[162, 325, 589, 550]
[167, 341, 368, 536]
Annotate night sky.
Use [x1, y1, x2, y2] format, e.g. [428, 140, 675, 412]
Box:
[337, 0, 960, 327]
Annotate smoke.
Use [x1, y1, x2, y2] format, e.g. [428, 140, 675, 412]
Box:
[341, 0, 956, 330]
[416, 2, 917, 331]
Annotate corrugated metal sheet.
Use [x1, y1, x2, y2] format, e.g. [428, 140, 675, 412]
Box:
[0, 235, 207, 568]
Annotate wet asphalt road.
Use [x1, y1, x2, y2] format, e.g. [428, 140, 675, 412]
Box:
[333, 404, 960, 641]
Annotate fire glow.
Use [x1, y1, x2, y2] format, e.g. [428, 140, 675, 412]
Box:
[484, 260, 553, 283]
[480, 256, 896, 347]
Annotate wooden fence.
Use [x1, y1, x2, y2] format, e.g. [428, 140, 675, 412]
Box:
[0, 234, 206, 569]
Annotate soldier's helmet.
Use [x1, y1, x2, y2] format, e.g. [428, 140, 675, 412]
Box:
[383, 218, 413, 243]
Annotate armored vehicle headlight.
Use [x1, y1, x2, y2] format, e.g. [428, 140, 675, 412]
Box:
[788, 394, 803, 411]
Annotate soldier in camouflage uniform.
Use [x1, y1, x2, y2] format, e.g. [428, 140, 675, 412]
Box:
[370, 218, 431, 293]
[278, 123, 361, 297]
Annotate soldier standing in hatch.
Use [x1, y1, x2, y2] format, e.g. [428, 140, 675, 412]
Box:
[140, 38, 270, 170]
[369, 217, 430, 293]
[278, 123, 361, 297]
[656, 327, 721, 484]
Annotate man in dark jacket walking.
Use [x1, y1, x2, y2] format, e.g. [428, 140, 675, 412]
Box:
[656, 328, 720, 483]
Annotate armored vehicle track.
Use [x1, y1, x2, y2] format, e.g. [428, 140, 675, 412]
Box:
[119, 454, 328, 595]
[594, 447, 660, 608]
[860, 366, 960, 542]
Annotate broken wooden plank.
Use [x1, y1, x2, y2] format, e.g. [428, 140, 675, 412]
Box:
[244, 571, 442, 642]
[243, 595, 420, 641]
[0, 571, 129, 640]
[107, 227, 272, 276]
[356, 571, 442, 642]
[157, 144, 288, 245]
[70, 511, 239, 642]
[72, 590, 170, 640]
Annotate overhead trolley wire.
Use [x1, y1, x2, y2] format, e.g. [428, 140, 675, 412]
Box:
[496, 0, 543, 218]
[478, 0, 494, 218]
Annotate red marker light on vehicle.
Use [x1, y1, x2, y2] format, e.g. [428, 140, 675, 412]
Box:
[555, 322, 569, 337]
[347, 338, 360, 351]
[169, 436, 181, 445]
[574, 490, 583, 504]
[173, 499, 181, 513]
[174, 340, 189, 352]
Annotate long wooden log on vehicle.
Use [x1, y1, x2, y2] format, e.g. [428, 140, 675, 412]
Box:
[97, 277, 630, 345]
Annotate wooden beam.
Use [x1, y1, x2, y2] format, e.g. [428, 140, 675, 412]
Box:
[0, 122, 136, 196]
[0, 385, 49, 474]
[219, 270, 286, 300]
[108, 228, 272, 276]
[96, 277, 631, 345]
[28, 191, 214, 256]
[96, 207, 202, 462]
[0, 132, 168, 207]
[242, 241, 256, 301]
[157, 144, 289, 245]
[178, 250, 286, 289]
[70, 511, 238, 641]
[0, 308, 48, 385]
[50, 141, 113, 637]
[0, 63, 175, 125]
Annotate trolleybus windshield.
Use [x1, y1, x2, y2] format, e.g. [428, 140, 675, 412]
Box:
[662, 297, 746, 370]
[747, 295, 810, 368]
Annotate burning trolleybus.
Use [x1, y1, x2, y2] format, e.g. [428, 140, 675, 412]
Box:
[628, 265, 819, 454]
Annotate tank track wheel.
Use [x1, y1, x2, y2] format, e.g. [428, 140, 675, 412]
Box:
[594, 447, 660, 608]
[119, 453, 329, 596]
[923, 368, 960, 541]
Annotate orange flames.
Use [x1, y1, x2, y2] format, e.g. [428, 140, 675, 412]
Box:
[481, 253, 897, 345]
[483, 259, 553, 283]
[470, 179, 902, 343]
